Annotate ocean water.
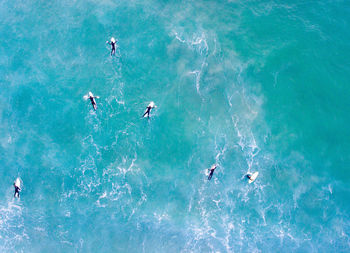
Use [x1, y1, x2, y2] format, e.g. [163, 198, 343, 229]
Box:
[1, 0, 350, 251]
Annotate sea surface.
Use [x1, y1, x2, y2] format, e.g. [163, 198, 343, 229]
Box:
[1, 0, 350, 252]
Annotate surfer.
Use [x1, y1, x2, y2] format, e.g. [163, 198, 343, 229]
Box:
[84, 92, 100, 110]
[247, 172, 259, 184]
[106, 37, 117, 56]
[13, 183, 21, 198]
[142, 102, 156, 118]
[208, 164, 217, 180]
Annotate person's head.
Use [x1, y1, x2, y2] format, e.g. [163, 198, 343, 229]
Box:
[88, 92, 93, 97]
[111, 37, 116, 43]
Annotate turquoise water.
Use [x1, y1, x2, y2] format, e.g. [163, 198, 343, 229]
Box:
[1, 0, 350, 251]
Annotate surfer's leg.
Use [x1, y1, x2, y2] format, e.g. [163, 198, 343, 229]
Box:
[143, 109, 150, 118]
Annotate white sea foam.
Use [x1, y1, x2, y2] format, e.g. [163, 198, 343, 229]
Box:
[0, 199, 29, 252]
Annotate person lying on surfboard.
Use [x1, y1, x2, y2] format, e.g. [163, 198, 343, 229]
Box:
[142, 102, 156, 118]
[208, 164, 217, 180]
[13, 183, 21, 198]
[106, 37, 117, 56]
[247, 172, 259, 184]
[84, 92, 100, 111]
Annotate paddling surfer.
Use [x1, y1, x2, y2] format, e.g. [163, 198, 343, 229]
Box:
[106, 37, 117, 56]
[84, 92, 100, 110]
[208, 164, 217, 180]
[13, 183, 21, 198]
[142, 102, 156, 118]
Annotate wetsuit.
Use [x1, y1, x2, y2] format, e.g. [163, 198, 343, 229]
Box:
[89, 96, 97, 110]
[14, 184, 20, 198]
[108, 42, 116, 55]
[208, 167, 216, 180]
[143, 106, 152, 118]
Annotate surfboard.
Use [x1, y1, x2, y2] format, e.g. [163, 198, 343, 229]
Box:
[248, 172, 259, 184]
[83, 92, 93, 101]
[15, 178, 21, 188]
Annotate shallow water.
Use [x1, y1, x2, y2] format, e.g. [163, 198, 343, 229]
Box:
[1, 0, 350, 252]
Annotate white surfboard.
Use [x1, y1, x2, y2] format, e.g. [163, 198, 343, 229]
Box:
[83, 92, 94, 100]
[248, 172, 259, 184]
[15, 178, 21, 188]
